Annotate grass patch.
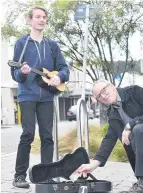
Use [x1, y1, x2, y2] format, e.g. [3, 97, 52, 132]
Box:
[31, 124, 128, 162]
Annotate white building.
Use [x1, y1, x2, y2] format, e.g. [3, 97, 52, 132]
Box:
[1, 40, 17, 125]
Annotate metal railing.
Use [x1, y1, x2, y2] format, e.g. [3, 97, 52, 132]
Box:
[76, 98, 89, 155]
[53, 97, 60, 182]
[53, 97, 90, 161]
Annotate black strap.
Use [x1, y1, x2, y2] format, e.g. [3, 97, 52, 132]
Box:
[18, 36, 30, 63]
[77, 173, 97, 182]
[88, 173, 97, 181]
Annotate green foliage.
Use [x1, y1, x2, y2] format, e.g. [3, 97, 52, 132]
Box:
[101, 122, 109, 136]
[1, 24, 30, 40]
[34, 0, 45, 6]
[32, 124, 128, 162]
[115, 8, 124, 17]
[88, 125, 104, 157]
[111, 140, 128, 162]
[2, 0, 143, 85]
[55, 0, 73, 7]
[28, 0, 48, 7]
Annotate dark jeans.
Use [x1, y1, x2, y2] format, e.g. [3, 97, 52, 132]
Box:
[15, 101, 54, 178]
[130, 123, 143, 177]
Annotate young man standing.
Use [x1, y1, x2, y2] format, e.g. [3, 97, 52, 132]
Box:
[11, 6, 69, 188]
[76, 80, 143, 193]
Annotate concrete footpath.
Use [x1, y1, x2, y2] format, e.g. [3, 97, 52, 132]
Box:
[1, 153, 136, 193]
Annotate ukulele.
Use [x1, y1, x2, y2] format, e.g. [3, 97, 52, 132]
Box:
[8, 60, 66, 95]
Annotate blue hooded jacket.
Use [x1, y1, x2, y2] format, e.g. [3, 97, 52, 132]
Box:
[11, 34, 69, 102]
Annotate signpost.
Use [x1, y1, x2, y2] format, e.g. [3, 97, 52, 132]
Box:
[74, 4, 102, 99]
[75, 4, 89, 100]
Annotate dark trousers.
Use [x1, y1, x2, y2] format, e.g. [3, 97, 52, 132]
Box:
[15, 101, 54, 178]
[130, 123, 143, 177]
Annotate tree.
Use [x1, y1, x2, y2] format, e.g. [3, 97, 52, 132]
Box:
[2, 0, 143, 85]
[2, 0, 143, 124]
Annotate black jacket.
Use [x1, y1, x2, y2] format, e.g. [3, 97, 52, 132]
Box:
[94, 85, 143, 173]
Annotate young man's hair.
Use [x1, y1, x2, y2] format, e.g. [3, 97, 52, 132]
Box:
[27, 6, 48, 19]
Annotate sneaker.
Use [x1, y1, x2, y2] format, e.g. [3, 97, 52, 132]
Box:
[119, 178, 143, 193]
[13, 175, 30, 188]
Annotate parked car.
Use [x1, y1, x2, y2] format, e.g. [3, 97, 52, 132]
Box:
[66, 105, 94, 121]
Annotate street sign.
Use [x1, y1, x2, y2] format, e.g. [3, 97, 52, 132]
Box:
[74, 4, 86, 20]
[74, 4, 103, 21]
[114, 74, 122, 81]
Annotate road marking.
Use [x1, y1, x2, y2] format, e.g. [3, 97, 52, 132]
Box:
[1, 152, 17, 158]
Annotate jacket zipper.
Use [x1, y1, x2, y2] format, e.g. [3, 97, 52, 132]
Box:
[34, 41, 43, 101]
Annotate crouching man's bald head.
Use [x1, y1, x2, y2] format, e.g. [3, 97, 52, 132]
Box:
[91, 79, 117, 105]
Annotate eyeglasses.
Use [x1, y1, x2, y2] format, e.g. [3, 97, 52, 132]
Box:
[93, 84, 111, 101]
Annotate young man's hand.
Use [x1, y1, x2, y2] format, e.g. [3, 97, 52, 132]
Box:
[75, 160, 101, 178]
[21, 62, 31, 74]
[48, 76, 61, 86]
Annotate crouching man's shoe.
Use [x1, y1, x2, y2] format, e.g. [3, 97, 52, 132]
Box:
[13, 175, 30, 188]
[119, 178, 143, 193]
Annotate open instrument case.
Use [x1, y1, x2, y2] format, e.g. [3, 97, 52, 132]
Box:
[29, 147, 112, 193]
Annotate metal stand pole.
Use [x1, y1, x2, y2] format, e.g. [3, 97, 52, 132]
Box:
[82, 4, 89, 100]
[76, 98, 89, 155]
[53, 96, 59, 162]
[53, 97, 60, 182]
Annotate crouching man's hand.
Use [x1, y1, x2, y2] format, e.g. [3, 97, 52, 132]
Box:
[75, 160, 101, 178]
[122, 123, 132, 146]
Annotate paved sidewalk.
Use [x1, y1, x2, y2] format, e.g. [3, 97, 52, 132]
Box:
[1, 153, 136, 193]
